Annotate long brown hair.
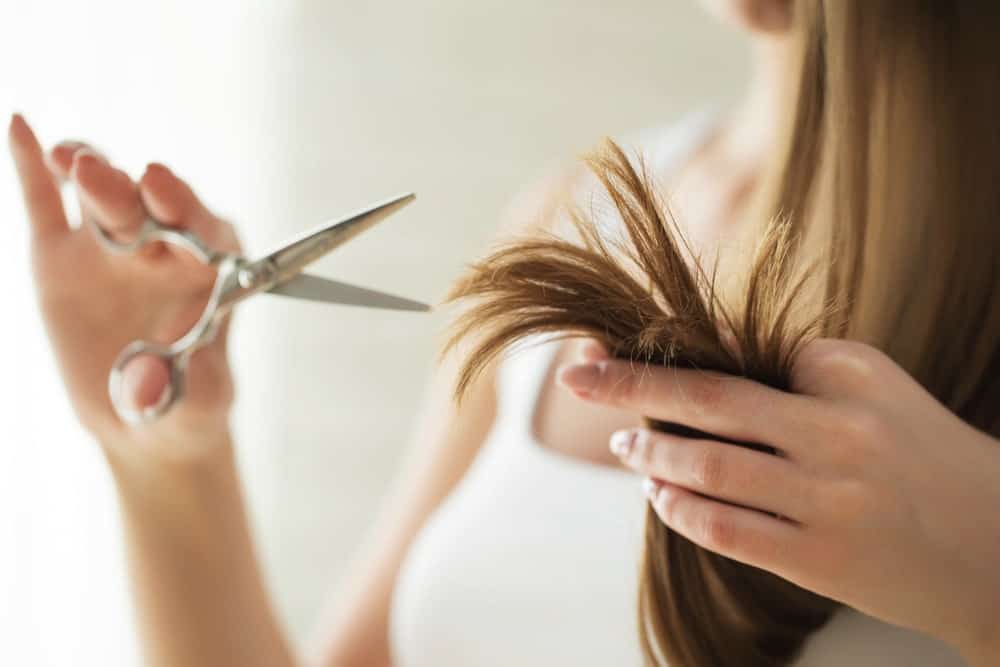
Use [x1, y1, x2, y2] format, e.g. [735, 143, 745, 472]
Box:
[441, 2, 1000, 665]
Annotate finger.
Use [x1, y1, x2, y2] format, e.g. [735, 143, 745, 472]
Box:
[47, 140, 106, 181]
[121, 354, 171, 411]
[557, 359, 819, 455]
[181, 329, 234, 416]
[791, 338, 896, 401]
[611, 428, 813, 520]
[138, 162, 239, 255]
[71, 149, 149, 242]
[644, 477, 802, 574]
[7, 114, 69, 238]
[577, 338, 610, 363]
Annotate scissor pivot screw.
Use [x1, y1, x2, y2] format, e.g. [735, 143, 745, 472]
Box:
[237, 261, 278, 289]
[237, 268, 255, 288]
[238, 267, 265, 289]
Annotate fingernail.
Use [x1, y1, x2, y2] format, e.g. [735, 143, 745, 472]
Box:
[556, 362, 602, 396]
[70, 149, 105, 182]
[143, 161, 172, 179]
[642, 477, 661, 501]
[73, 147, 103, 165]
[610, 429, 636, 458]
[8, 113, 26, 141]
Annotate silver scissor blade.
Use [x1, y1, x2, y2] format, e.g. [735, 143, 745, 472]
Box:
[268, 273, 431, 312]
[259, 193, 416, 282]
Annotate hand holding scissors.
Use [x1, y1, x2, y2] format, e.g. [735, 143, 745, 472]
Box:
[90, 192, 428, 424]
[9, 114, 429, 444]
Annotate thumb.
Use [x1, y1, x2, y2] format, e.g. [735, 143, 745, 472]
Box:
[578, 337, 610, 362]
[120, 354, 171, 411]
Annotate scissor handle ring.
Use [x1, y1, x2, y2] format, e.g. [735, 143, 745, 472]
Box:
[108, 341, 188, 425]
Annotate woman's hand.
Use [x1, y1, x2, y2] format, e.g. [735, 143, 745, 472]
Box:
[557, 338, 1000, 663]
[8, 114, 240, 459]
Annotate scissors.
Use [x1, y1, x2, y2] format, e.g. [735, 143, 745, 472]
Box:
[86, 193, 429, 425]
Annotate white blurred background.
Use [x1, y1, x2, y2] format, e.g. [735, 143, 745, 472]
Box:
[0, 1, 746, 663]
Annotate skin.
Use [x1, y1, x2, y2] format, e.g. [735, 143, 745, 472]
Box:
[7, 1, 998, 665]
[557, 340, 1000, 666]
[8, 113, 505, 667]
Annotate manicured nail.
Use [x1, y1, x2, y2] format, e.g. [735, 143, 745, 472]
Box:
[73, 147, 104, 165]
[70, 149, 106, 183]
[642, 477, 661, 501]
[143, 161, 172, 178]
[8, 113, 25, 140]
[556, 362, 602, 396]
[610, 429, 636, 458]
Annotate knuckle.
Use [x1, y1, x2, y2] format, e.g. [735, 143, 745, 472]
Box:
[634, 432, 658, 468]
[828, 479, 873, 521]
[840, 407, 889, 449]
[602, 362, 642, 404]
[683, 373, 727, 413]
[821, 347, 872, 381]
[831, 341, 890, 381]
[795, 338, 843, 366]
[699, 509, 737, 550]
[692, 448, 727, 492]
[793, 339, 879, 392]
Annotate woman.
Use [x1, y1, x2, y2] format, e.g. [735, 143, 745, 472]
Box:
[8, 2, 999, 667]
[440, 2, 1000, 666]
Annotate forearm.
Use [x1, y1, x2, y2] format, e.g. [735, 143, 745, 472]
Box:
[106, 435, 296, 667]
[10, 114, 295, 666]
[309, 346, 500, 666]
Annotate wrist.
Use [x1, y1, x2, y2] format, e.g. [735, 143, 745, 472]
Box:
[103, 430, 245, 529]
[101, 423, 236, 491]
[97, 404, 233, 461]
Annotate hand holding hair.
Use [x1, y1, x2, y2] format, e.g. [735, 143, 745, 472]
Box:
[557, 337, 1000, 662]
[442, 130, 1000, 666]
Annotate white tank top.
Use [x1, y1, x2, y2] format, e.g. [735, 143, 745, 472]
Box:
[389, 111, 966, 666]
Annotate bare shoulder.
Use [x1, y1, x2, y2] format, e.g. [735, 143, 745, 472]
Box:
[493, 124, 678, 245]
[495, 158, 592, 239]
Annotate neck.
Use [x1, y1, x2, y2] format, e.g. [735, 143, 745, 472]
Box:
[720, 39, 790, 169]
